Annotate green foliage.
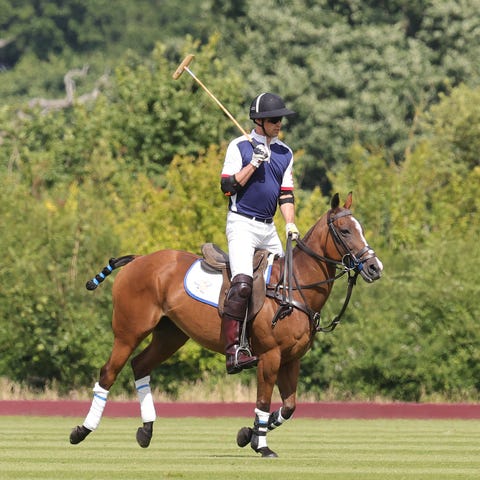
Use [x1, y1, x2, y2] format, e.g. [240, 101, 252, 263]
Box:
[421, 84, 480, 171]
[112, 145, 228, 255]
[90, 38, 244, 185]
[3, 0, 480, 191]
[1, 0, 117, 68]
[0, 175, 119, 390]
[215, 0, 480, 189]
[0, 40, 246, 392]
[301, 85, 480, 401]
[0, 3, 479, 401]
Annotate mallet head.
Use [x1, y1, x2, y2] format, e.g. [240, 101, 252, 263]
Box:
[172, 54, 195, 80]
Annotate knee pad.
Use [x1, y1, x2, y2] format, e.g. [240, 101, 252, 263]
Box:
[230, 274, 253, 299]
[224, 274, 253, 319]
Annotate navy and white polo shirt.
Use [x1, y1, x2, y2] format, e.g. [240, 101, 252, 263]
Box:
[221, 130, 294, 220]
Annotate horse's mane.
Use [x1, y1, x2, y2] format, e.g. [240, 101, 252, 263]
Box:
[299, 208, 331, 244]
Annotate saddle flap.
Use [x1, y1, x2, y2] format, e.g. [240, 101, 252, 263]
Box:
[201, 243, 229, 271]
[199, 243, 270, 321]
[249, 250, 269, 320]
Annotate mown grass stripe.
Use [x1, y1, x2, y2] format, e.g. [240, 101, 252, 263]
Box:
[0, 417, 479, 480]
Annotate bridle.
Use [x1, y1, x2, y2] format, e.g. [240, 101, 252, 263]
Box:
[267, 208, 377, 333]
[325, 209, 377, 273]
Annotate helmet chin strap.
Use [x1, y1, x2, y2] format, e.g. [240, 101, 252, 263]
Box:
[254, 119, 273, 139]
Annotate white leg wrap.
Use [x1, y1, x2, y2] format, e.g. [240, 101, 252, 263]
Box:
[254, 408, 270, 449]
[135, 375, 157, 423]
[83, 382, 109, 431]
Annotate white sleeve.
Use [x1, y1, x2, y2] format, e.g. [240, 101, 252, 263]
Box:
[281, 156, 294, 190]
[221, 140, 243, 176]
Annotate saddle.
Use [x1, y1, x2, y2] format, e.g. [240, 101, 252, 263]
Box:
[201, 243, 270, 322]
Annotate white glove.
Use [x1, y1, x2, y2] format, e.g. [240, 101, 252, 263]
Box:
[250, 144, 269, 168]
[286, 223, 299, 240]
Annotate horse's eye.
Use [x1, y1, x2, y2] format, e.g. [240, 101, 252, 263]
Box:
[340, 229, 350, 236]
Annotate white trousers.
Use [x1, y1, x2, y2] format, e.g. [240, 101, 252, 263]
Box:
[226, 211, 283, 279]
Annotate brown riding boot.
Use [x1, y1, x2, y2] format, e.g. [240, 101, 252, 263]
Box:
[223, 317, 258, 374]
[222, 274, 258, 374]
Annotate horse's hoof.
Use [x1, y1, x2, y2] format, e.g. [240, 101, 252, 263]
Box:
[236, 427, 253, 447]
[256, 446, 278, 458]
[136, 422, 153, 448]
[69, 425, 91, 445]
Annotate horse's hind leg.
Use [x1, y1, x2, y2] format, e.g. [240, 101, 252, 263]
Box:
[131, 317, 189, 448]
[70, 336, 143, 445]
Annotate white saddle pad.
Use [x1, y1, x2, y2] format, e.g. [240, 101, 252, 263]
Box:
[184, 257, 274, 307]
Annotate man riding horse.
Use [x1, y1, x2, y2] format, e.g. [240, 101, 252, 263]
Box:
[220, 93, 299, 374]
[71, 191, 383, 455]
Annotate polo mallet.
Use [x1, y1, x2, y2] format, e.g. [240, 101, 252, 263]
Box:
[172, 54, 255, 146]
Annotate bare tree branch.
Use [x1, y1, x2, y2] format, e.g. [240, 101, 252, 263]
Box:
[0, 37, 15, 49]
[0, 62, 109, 143]
[64, 65, 90, 103]
[27, 65, 109, 113]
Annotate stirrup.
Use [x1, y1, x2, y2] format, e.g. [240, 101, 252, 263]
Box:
[226, 346, 258, 374]
[235, 345, 255, 363]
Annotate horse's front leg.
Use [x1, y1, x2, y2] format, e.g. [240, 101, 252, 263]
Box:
[237, 349, 281, 457]
[237, 357, 300, 458]
[268, 357, 300, 430]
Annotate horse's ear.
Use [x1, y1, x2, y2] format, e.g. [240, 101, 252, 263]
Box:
[344, 191, 353, 209]
[331, 193, 340, 209]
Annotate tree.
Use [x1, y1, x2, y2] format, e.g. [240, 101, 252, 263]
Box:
[301, 84, 480, 401]
[1, 4, 480, 400]
[216, 0, 480, 191]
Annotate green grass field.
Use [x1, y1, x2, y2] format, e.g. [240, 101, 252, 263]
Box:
[1, 416, 479, 480]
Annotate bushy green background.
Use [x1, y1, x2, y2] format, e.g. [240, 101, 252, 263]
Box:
[0, 1, 479, 401]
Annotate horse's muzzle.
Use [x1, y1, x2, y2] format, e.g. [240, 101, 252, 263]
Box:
[358, 256, 383, 283]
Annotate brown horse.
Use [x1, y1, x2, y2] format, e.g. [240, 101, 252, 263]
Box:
[70, 193, 382, 457]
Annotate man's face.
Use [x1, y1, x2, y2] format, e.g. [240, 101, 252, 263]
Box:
[260, 117, 283, 138]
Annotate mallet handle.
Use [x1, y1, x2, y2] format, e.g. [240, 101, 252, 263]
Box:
[173, 55, 253, 145]
[184, 66, 253, 144]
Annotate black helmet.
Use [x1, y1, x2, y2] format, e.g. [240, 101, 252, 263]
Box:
[249, 93, 296, 119]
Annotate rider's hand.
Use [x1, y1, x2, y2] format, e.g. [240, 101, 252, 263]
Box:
[250, 144, 269, 168]
[286, 223, 299, 240]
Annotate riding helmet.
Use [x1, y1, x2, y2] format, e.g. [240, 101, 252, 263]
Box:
[249, 93, 296, 119]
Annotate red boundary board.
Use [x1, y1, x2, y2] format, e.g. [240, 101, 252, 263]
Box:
[1, 400, 480, 419]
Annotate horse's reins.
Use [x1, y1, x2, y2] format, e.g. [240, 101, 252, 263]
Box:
[268, 209, 373, 333]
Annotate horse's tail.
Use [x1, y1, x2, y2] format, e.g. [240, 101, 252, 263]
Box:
[85, 255, 137, 291]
